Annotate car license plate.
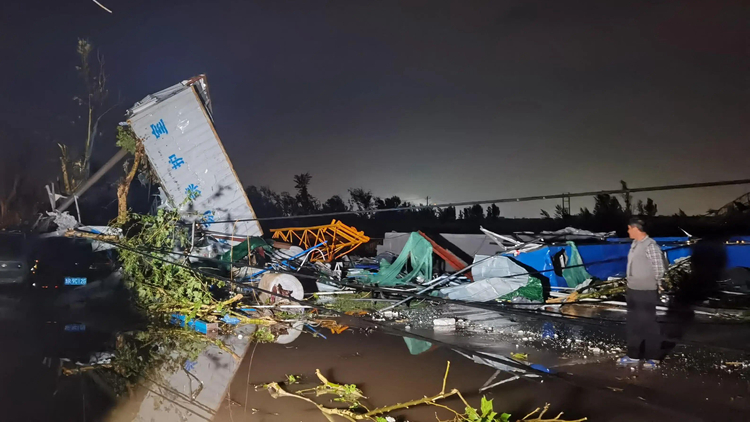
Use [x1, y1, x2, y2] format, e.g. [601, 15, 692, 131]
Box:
[64, 324, 86, 332]
[64, 277, 87, 286]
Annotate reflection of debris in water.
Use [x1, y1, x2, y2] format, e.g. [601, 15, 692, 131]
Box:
[398, 304, 750, 378]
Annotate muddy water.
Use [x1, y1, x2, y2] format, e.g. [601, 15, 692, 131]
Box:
[211, 325, 749, 422]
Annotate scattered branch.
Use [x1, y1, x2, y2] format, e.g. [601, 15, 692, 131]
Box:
[263, 361, 585, 422]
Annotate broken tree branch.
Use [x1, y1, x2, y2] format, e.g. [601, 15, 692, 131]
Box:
[264, 361, 585, 422]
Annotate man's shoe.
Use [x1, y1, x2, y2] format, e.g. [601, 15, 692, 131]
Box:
[617, 356, 640, 366]
[643, 359, 660, 369]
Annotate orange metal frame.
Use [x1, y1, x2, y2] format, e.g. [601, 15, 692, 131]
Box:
[271, 220, 370, 262]
[418, 231, 473, 280]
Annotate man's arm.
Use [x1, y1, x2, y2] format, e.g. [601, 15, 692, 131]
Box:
[645, 242, 666, 283]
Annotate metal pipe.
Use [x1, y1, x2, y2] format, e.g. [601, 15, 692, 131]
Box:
[56, 149, 129, 212]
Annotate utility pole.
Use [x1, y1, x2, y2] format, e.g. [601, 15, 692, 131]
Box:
[562, 194, 571, 216]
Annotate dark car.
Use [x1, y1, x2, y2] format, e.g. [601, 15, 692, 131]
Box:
[29, 237, 116, 291]
[0, 232, 31, 286]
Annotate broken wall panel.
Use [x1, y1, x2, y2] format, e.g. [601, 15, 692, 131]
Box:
[127, 77, 262, 240]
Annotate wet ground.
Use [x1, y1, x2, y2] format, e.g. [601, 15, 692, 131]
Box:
[1, 284, 749, 422]
[208, 308, 750, 422]
[0, 285, 142, 422]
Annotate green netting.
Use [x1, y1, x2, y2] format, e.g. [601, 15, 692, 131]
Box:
[562, 241, 592, 287]
[219, 237, 273, 262]
[362, 232, 433, 286]
[498, 276, 544, 302]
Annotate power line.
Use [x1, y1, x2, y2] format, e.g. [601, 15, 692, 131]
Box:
[204, 178, 750, 224]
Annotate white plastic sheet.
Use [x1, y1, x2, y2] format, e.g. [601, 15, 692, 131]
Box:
[439, 255, 530, 302]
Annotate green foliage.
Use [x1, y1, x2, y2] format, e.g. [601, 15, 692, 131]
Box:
[319, 380, 365, 407]
[273, 310, 303, 320]
[464, 397, 509, 422]
[116, 126, 138, 154]
[101, 209, 243, 394]
[320, 292, 391, 313]
[116, 209, 224, 320]
[252, 326, 276, 343]
[286, 374, 300, 385]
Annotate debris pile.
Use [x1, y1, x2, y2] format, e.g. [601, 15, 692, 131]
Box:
[25, 76, 749, 421]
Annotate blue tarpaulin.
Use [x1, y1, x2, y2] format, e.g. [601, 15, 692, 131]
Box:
[504, 237, 750, 287]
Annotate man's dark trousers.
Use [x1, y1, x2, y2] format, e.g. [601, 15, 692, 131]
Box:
[626, 288, 661, 360]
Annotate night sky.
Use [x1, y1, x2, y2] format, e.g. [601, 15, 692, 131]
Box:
[1, 0, 748, 217]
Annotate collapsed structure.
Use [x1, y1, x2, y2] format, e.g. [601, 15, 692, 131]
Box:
[27, 76, 750, 422]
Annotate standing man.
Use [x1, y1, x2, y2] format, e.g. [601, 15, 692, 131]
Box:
[619, 217, 667, 368]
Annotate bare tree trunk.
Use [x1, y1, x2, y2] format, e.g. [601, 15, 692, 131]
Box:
[83, 101, 93, 179]
[117, 142, 144, 223]
[0, 175, 20, 226]
[58, 144, 72, 194]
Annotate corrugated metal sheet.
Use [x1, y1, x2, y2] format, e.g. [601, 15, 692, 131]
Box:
[127, 78, 262, 240]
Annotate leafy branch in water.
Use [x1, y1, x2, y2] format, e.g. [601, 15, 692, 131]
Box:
[286, 374, 301, 385]
[263, 361, 586, 422]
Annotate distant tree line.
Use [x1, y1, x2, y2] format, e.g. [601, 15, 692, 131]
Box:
[243, 175, 750, 239]
[244, 175, 711, 237]
[247, 173, 508, 217]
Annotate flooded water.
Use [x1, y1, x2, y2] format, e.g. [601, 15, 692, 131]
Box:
[0, 286, 142, 422]
[207, 317, 749, 422]
[1, 284, 748, 422]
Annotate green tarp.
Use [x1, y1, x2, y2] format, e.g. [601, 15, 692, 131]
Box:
[219, 237, 273, 262]
[362, 232, 433, 286]
[562, 241, 592, 287]
[498, 276, 544, 302]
